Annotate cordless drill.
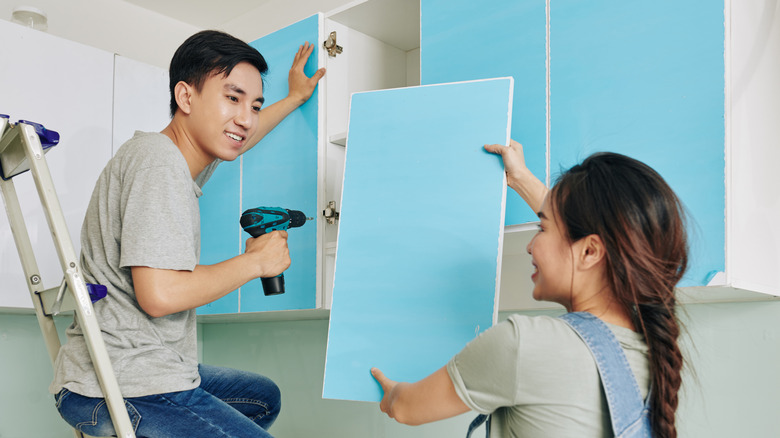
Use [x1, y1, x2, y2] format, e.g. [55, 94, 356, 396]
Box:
[240, 207, 310, 296]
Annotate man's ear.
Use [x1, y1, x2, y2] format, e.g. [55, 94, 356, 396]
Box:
[173, 81, 194, 115]
[577, 234, 606, 271]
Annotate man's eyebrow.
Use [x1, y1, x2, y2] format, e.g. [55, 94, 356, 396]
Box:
[225, 83, 264, 104]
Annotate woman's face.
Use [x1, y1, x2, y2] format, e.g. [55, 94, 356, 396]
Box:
[526, 194, 576, 308]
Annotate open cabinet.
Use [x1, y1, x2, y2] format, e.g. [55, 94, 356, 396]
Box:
[197, 0, 423, 317]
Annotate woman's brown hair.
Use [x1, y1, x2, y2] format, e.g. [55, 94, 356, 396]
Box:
[551, 152, 688, 438]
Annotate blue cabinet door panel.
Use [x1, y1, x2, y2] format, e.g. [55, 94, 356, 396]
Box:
[198, 159, 241, 315]
[242, 14, 321, 311]
[323, 78, 513, 401]
[421, 0, 547, 225]
[550, 1, 725, 286]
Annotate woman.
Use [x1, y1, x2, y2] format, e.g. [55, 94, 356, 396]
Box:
[372, 140, 687, 437]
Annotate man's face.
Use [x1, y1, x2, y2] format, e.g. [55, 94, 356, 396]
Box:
[187, 61, 264, 162]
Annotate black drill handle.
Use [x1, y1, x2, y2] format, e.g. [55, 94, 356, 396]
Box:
[261, 275, 285, 296]
[240, 207, 309, 297]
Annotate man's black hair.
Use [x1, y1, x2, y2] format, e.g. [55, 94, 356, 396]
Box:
[168, 30, 269, 117]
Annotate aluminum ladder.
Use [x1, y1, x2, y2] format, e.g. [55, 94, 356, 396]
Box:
[0, 116, 135, 438]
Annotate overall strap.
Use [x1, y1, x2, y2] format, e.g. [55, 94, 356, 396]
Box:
[465, 413, 491, 438]
[559, 312, 651, 438]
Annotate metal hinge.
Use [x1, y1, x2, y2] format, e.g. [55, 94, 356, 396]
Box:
[322, 200, 340, 224]
[323, 31, 343, 57]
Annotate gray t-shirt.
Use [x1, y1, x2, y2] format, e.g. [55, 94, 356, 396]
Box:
[447, 314, 649, 438]
[50, 131, 219, 398]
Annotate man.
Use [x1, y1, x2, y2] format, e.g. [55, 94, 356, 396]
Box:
[51, 30, 325, 437]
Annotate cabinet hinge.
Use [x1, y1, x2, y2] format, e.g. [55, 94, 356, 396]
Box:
[322, 200, 340, 224]
[323, 31, 343, 57]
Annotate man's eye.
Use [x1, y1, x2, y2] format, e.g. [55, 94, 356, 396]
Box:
[228, 96, 238, 102]
[252, 106, 262, 112]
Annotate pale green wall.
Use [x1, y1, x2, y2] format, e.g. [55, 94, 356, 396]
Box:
[0, 313, 72, 437]
[2, 301, 780, 437]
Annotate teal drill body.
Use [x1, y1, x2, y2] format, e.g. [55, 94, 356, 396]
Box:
[239, 207, 309, 295]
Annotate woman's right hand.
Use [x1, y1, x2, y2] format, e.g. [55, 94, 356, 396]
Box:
[484, 139, 529, 188]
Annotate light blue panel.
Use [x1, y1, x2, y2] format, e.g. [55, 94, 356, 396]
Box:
[550, 1, 725, 287]
[242, 15, 320, 311]
[323, 78, 513, 401]
[198, 159, 240, 315]
[421, 0, 546, 225]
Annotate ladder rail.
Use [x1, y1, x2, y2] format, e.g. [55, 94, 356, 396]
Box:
[1, 121, 136, 438]
[0, 172, 61, 363]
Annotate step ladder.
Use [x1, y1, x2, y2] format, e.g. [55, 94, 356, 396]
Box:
[0, 116, 136, 438]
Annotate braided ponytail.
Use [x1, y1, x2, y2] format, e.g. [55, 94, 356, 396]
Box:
[552, 153, 688, 437]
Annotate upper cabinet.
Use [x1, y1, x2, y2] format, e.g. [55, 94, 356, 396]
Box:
[421, 0, 780, 307]
[0, 20, 159, 310]
[199, 0, 780, 318]
[199, 15, 322, 315]
[549, 1, 725, 289]
[198, 0, 423, 316]
[420, 0, 547, 226]
[717, 0, 780, 299]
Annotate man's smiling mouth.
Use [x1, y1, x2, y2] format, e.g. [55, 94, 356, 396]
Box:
[225, 132, 244, 142]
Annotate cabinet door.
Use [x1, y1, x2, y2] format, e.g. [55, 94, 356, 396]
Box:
[550, 1, 725, 287]
[0, 21, 114, 309]
[198, 159, 242, 314]
[324, 78, 512, 401]
[198, 15, 323, 314]
[242, 14, 322, 312]
[420, 0, 547, 226]
[112, 55, 169, 155]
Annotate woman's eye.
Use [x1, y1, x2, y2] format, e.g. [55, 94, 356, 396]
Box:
[228, 96, 238, 102]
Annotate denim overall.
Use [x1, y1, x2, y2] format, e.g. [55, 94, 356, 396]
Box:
[466, 312, 652, 438]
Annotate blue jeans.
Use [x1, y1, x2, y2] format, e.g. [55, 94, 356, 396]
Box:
[55, 364, 281, 438]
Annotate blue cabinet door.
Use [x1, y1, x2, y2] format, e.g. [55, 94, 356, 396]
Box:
[198, 159, 241, 315]
[550, 1, 725, 286]
[324, 78, 513, 401]
[198, 14, 322, 315]
[241, 14, 322, 312]
[421, 0, 547, 225]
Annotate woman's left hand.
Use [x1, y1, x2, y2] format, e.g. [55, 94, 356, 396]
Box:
[371, 367, 399, 417]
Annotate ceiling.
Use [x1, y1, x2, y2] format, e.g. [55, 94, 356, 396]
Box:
[122, 0, 273, 28]
[121, 0, 420, 52]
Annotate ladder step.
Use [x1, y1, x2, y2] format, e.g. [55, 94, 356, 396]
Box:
[0, 119, 60, 180]
[36, 283, 107, 316]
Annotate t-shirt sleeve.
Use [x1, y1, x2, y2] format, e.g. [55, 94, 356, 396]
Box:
[119, 164, 199, 271]
[447, 317, 522, 413]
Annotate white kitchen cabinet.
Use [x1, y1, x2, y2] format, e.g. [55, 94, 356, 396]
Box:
[0, 21, 111, 310]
